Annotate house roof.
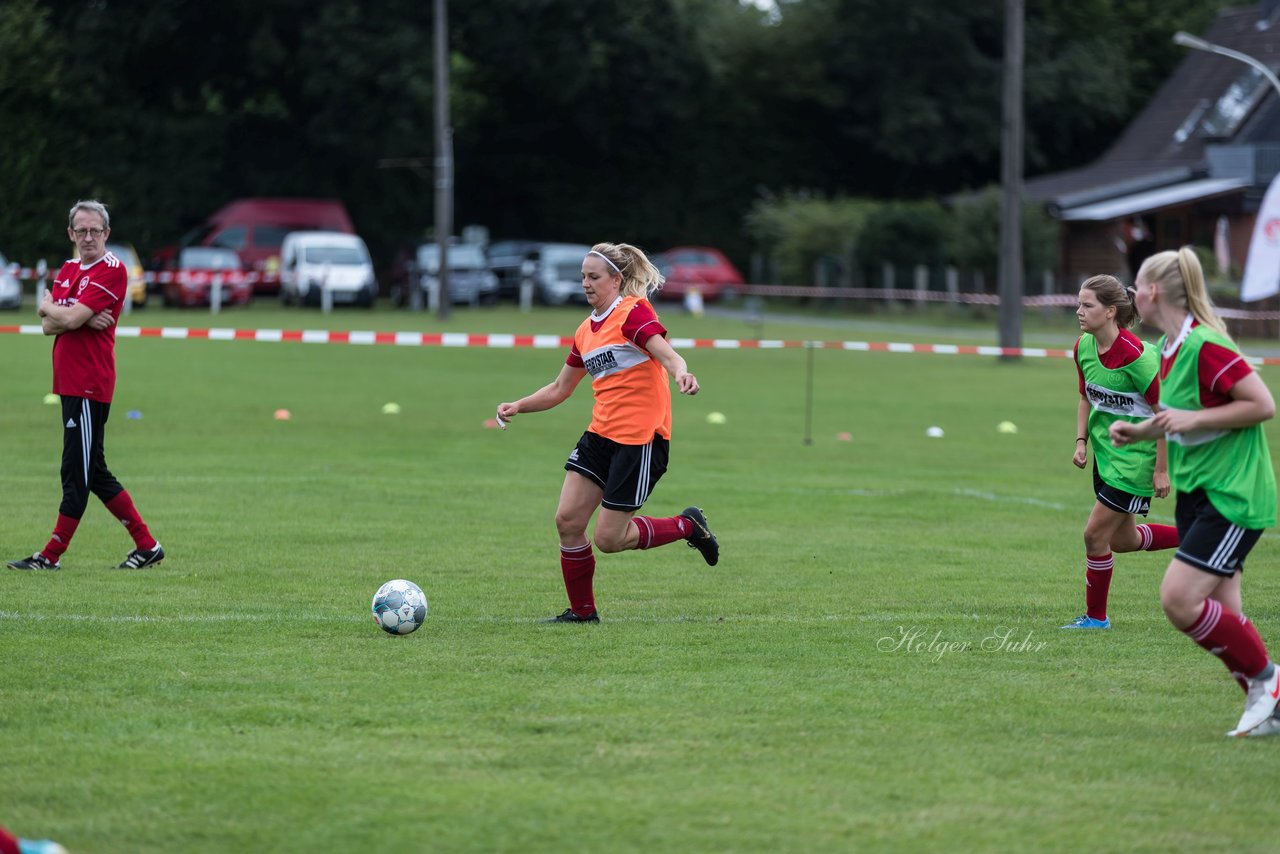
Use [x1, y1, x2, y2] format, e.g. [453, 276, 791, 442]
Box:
[1058, 177, 1249, 221]
[1026, 4, 1280, 209]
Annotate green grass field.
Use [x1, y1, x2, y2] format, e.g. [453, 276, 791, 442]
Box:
[3, 302, 1279, 852]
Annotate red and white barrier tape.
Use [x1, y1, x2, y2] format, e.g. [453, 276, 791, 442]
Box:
[10, 263, 1280, 320]
[3, 264, 273, 286]
[735, 286, 1280, 320]
[4, 324, 1279, 364]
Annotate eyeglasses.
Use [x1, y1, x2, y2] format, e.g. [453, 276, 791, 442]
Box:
[70, 228, 106, 238]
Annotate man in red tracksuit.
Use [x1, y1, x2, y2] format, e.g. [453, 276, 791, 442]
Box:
[7, 200, 163, 572]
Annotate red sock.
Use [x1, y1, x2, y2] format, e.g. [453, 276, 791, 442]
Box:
[1136, 523, 1179, 551]
[42, 513, 81, 560]
[104, 490, 156, 550]
[560, 542, 596, 616]
[632, 515, 691, 550]
[1184, 599, 1270, 678]
[1084, 553, 1113, 621]
[0, 826, 22, 854]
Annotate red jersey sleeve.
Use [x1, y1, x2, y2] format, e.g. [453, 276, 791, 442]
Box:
[1198, 341, 1252, 406]
[566, 344, 584, 368]
[622, 301, 667, 348]
[1142, 375, 1159, 407]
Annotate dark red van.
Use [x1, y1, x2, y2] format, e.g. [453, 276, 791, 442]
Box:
[178, 198, 355, 294]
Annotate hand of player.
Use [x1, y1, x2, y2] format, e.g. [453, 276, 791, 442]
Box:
[496, 402, 518, 428]
[87, 311, 116, 331]
[674, 370, 699, 395]
[1151, 408, 1199, 435]
[1153, 470, 1171, 499]
[1109, 421, 1136, 447]
[1072, 444, 1087, 469]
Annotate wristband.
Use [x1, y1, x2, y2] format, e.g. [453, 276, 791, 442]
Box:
[1075, 437, 1086, 443]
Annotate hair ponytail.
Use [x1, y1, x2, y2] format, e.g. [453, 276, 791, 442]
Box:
[1137, 247, 1229, 338]
[590, 242, 665, 299]
[1080, 274, 1139, 329]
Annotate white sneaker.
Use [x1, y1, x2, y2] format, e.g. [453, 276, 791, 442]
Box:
[1232, 665, 1280, 735]
[1228, 713, 1280, 738]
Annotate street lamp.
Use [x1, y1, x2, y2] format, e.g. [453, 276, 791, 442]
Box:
[1173, 31, 1280, 97]
[1175, 31, 1280, 301]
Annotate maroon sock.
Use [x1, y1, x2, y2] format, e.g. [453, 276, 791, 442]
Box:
[0, 826, 22, 854]
[560, 542, 596, 616]
[632, 515, 691, 550]
[42, 513, 81, 560]
[1184, 599, 1270, 678]
[1084, 553, 1113, 621]
[104, 490, 156, 550]
[1136, 523, 1179, 551]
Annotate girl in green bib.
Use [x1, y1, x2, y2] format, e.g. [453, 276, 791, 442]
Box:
[1111, 248, 1280, 737]
[1064, 275, 1178, 631]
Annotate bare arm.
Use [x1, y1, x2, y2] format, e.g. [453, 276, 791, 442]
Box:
[1113, 372, 1276, 447]
[1072, 397, 1089, 468]
[1153, 371, 1275, 434]
[644, 335, 699, 395]
[38, 296, 97, 336]
[496, 363, 588, 422]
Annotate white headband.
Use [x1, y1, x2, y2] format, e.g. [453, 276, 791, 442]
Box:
[588, 249, 621, 274]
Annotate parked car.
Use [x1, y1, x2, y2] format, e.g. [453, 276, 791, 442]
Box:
[416, 242, 499, 305]
[106, 243, 147, 307]
[156, 198, 356, 294]
[279, 231, 377, 308]
[655, 246, 745, 300]
[163, 247, 252, 307]
[526, 242, 592, 305]
[0, 252, 20, 310]
[485, 239, 541, 299]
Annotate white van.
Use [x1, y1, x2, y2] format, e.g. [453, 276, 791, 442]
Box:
[280, 231, 377, 308]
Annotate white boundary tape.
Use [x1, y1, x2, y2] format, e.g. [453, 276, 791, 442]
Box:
[4, 323, 1280, 365]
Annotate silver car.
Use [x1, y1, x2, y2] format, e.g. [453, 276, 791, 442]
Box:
[417, 243, 499, 305]
[0, 252, 22, 310]
[528, 243, 592, 305]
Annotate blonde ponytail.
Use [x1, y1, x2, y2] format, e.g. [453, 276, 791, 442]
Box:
[1137, 247, 1230, 338]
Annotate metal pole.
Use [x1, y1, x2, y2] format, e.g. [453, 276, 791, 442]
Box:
[803, 342, 815, 446]
[434, 0, 453, 321]
[998, 0, 1025, 359]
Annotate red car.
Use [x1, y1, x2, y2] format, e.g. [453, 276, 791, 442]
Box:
[656, 246, 745, 300]
[162, 247, 253, 307]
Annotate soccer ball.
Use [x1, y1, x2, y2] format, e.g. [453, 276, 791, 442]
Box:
[371, 579, 428, 635]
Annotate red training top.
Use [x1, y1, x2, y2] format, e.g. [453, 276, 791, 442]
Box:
[50, 252, 127, 402]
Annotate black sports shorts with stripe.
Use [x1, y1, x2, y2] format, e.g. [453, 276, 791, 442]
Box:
[59, 395, 124, 519]
[565, 430, 669, 511]
[1174, 487, 1263, 577]
[1093, 462, 1151, 516]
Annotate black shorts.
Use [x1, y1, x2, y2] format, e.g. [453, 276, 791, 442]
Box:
[1173, 487, 1263, 577]
[1093, 462, 1150, 516]
[565, 431, 669, 511]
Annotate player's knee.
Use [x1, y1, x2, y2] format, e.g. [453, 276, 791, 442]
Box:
[554, 511, 586, 541]
[1159, 584, 1200, 630]
[1082, 527, 1111, 555]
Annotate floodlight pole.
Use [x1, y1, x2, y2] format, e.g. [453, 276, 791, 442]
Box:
[434, 0, 453, 321]
[998, 0, 1025, 360]
[1173, 31, 1280, 98]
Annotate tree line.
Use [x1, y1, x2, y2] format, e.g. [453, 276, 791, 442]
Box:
[0, 0, 1222, 273]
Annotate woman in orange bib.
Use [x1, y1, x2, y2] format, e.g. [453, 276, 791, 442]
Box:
[497, 242, 719, 623]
